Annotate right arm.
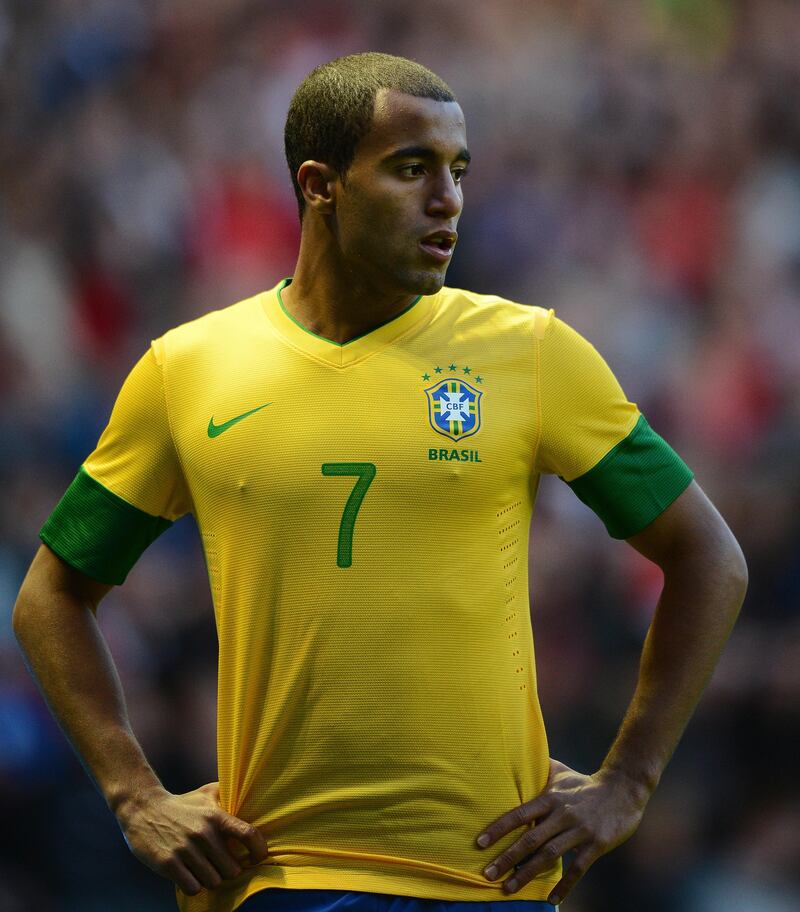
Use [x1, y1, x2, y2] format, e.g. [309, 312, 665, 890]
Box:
[13, 542, 267, 895]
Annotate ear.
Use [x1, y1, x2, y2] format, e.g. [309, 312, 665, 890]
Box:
[296, 160, 338, 215]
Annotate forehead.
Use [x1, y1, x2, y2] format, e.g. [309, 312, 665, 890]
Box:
[355, 88, 467, 160]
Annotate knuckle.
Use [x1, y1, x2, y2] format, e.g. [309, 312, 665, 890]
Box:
[542, 842, 560, 860]
[574, 851, 598, 876]
[492, 852, 509, 870]
[568, 861, 588, 882]
[209, 810, 227, 830]
[166, 847, 187, 868]
[159, 855, 179, 876]
[188, 828, 209, 846]
[593, 832, 612, 852]
[510, 805, 529, 828]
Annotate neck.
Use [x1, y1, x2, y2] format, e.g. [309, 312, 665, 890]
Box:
[281, 224, 420, 346]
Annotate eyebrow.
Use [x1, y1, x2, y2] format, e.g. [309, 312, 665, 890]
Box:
[383, 144, 471, 165]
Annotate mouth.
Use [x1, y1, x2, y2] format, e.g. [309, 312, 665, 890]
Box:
[419, 230, 457, 263]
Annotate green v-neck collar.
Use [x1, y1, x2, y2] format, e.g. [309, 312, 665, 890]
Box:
[261, 277, 439, 368]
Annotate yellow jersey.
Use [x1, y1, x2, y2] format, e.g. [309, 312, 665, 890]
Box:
[41, 279, 692, 911]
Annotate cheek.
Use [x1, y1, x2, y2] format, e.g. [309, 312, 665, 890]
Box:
[345, 182, 413, 237]
[342, 199, 411, 256]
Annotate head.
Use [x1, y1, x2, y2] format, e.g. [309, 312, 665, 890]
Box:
[284, 52, 469, 296]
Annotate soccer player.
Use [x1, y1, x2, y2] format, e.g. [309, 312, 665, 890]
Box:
[13, 52, 747, 912]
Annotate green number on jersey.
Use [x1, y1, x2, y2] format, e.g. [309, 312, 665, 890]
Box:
[321, 462, 376, 567]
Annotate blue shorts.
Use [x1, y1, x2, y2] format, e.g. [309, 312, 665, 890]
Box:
[237, 888, 556, 912]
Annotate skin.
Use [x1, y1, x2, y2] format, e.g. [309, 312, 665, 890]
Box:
[475, 480, 747, 904]
[12, 89, 748, 901]
[281, 88, 469, 343]
[13, 544, 267, 895]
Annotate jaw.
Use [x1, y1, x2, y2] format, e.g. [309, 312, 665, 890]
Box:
[346, 247, 450, 298]
[382, 250, 452, 296]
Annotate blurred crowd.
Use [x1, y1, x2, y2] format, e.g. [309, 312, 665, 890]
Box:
[1, 1, 799, 910]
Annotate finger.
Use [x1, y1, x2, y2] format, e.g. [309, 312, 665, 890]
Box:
[546, 846, 598, 905]
[172, 866, 203, 897]
[503, 830, 587, 895]
[196, 825, 244, 881]
[217, 814, 268, 864]
[476, 794, 554, 848]
[179, 845, 225, 891]
[482, 815, 565, 880]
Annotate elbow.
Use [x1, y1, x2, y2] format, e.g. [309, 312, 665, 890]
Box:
[666, 521, 749, 616]
[12, 585, 36, 644]
[704, 527, 748, 623]
[728, 536, 749, 604]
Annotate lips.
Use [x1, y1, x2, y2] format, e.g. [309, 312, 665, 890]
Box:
[419, 229, 458, 262]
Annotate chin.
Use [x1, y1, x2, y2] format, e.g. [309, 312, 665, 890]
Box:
[401, 268, 448, 297]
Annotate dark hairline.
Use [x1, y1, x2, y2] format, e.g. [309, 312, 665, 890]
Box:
[284, 53, 457, 221]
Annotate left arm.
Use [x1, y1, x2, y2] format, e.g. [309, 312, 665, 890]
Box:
[476, 480, 748, 903]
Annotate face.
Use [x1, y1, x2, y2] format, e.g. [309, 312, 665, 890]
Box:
[333, 88, 469, 297]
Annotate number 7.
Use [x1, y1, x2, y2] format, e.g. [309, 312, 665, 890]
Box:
[321, 462, 377, 567]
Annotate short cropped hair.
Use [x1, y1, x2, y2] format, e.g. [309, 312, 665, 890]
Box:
[284, 52, 456, 221]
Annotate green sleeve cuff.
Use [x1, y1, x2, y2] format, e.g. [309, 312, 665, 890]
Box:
[39, 466, 172, 585]
[567, 415, 694, 539]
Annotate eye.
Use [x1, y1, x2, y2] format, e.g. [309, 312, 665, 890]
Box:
[399, 163, 426, 177]
[452, 166, 469, 183]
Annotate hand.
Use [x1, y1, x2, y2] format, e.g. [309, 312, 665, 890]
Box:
[475, 758, 650, 905]
[115, 781, 268, 896]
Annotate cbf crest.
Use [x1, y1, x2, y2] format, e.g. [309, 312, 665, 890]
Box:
[425, 377, 483, 441]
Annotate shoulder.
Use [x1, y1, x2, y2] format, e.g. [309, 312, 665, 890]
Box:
[439, 286, 554, 336]
[149, 292, 266, 367]
[437, 285, 553, 339]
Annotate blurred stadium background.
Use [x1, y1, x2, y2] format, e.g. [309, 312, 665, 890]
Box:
[2, 1, 799, 910]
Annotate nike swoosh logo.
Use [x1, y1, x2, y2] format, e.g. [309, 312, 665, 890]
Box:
[208, 403, 273, 438]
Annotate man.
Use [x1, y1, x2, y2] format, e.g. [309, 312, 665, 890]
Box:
[13, 52, 747, 912]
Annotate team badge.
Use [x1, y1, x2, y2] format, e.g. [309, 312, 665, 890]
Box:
[425, 378, 483, 441]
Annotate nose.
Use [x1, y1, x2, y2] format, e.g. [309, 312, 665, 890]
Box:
[426, 168, 463, 219]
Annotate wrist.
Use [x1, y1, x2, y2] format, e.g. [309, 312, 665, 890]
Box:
[596, 762, 659, 808]
[107, 776, 168, 823]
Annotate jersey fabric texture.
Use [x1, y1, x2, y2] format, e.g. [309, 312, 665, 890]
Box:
[40, 278, 693, 912]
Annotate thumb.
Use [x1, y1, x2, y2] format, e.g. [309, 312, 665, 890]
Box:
[217, 812, 269, 864]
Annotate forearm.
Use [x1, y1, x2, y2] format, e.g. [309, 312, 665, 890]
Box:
[13, 580, 164, 813]
[600, 540, 747, 797]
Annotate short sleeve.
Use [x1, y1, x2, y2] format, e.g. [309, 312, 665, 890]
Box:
[39, 342, 192, 584]
[534, 312, 693, 538]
